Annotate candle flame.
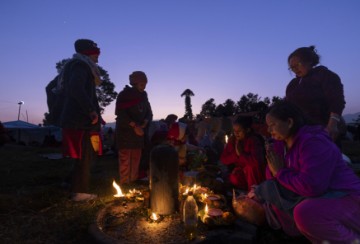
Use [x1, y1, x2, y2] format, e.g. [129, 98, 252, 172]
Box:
[205, 204, 209, 214]
[183, 188, 189, 195]
[151, 212, 158, 221]
[192, 184, 199, 192]
[225, 135, 228, 143]
[201, 193, 208, 201]
[112, 180, 125, 197]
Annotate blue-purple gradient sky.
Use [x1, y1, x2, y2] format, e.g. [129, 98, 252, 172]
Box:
[1, 1, 359, 125]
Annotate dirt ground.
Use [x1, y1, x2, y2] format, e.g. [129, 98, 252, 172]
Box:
[1, 140, 359, 243]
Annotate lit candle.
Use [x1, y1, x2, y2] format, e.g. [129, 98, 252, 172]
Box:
[151, 212, 158, 221]
[201, 193, 208, 201]
[205, 204, 209, 214]
[183, 187, 189, 195]
[192, 184, 200, 193]
[149, 212, 162, 223]
[225, 135, 228, 144]
[112, 180, 125, 198]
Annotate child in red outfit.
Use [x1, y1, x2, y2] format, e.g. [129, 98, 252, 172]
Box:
[220, 116, 266, 191]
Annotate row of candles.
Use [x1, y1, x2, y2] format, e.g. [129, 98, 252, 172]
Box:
[112, 180, 160, 221]
[112, 181, 223, 222]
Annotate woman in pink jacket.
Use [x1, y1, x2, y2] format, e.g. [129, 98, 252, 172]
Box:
[258, 101, 360, 243]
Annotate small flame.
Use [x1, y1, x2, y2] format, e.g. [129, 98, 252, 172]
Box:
[192, 184, 200, 193]
[205, 204, 209, 214]
[201, 193, 208, 201]
[225, 135, 228, 143]
[133, 189, 141, 194]
[183, 188, 189, 195]
[151, 212, 158, 221]
[113, 180, 124, 197]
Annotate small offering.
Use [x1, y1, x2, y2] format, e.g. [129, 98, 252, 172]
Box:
[207, 195, 221, 201]
[207, 208, 223, 217]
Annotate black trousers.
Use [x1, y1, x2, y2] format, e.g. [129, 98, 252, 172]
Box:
[71, 132, 96, 193]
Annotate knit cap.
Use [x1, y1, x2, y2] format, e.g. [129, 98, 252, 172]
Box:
[74, 39, 100, 56]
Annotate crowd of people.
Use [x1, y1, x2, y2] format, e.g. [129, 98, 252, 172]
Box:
[52, 38, 360, 242]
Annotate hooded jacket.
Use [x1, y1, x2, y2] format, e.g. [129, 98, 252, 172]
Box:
[285, 65, 345, 126]
[273, 125, 360, 197]
[60, 60, 101, 131]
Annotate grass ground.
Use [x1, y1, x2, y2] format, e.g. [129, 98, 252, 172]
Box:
[0, 140, 359, 243]
[0, 144, 119, 244]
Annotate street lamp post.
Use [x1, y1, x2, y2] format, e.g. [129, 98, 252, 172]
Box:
[17, 101, 24, 120]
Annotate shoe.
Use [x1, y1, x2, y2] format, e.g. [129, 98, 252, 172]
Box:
[71, 193, 97, 202]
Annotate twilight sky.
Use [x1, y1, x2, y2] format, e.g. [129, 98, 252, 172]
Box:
[1, 0, 359, 125]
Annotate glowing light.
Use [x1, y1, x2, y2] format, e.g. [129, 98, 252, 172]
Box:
[192, 184, 200, 193]
[183, 188, 189, 195]
[151, 212, 159, 221]
[112, 180, 125, 197]
[201, 193, 208, 201]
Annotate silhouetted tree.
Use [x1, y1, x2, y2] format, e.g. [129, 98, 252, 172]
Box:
[196, 94, 283, 121]
[215, 104, 225, 117]
[222, 99, 236, 116]
[200, 98, 216, 117]
[270, 96, 283, 105]
[181, 89, 194, 120]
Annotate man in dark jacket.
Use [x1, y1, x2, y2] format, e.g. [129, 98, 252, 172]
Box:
[115, 71, 153, 184]
[60, 39, 102, 202]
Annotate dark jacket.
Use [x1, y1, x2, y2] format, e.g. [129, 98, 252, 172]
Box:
[115, 85, 153, 149]
[60, 60, 101, 131]
[285, 65, 345, 126]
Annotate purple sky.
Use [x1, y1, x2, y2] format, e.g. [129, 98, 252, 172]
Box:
[1, 1, 359, 125]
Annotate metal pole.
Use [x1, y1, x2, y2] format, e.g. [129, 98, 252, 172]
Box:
[17, 104, 21, 120]
[17, 101, 24, 121]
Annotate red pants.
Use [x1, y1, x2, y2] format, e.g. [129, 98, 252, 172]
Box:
[229, 164, 265, 191]
[118, 149, 142, 184]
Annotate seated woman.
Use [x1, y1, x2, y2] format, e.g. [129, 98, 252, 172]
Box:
[220, 116, 266, 191]
[258, 100, 360, 243]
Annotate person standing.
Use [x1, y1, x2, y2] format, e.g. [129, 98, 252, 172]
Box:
[60, 39, 102, 201]
[285, 46, 346, 143]
[115, 71, 153, 184]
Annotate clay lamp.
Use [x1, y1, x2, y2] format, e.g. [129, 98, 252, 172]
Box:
[207, 208, 223, 218]
[112, 180, 126, 204]
[148, 212, 163, 223]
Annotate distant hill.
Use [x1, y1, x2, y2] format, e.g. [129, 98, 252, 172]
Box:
[343, 112, 360, 124]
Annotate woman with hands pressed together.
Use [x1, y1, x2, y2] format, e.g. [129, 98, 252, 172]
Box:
[256, 101, 360, 243]
[220, 116, 266, 191]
